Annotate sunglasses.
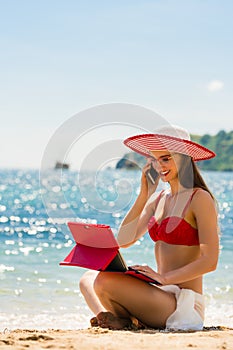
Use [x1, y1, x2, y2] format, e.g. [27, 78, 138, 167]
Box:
[149, 154, 173, 166]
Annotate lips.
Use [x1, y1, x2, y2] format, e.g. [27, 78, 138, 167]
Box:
[160, 170, 169, 177]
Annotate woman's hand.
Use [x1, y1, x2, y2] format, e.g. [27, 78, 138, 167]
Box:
[130, 264, 166, 285]
[140, 159, 159, 198]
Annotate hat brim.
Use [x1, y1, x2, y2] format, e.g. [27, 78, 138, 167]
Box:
[123, 134, 216, 161]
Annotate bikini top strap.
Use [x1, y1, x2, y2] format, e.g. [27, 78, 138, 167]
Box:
[154, 189, 165, 208]
[181, 188, 200, 217]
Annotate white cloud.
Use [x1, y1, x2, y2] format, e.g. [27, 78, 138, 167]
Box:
[207, 80, 224, 92]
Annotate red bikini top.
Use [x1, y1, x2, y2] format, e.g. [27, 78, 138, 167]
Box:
[148, 189, 199, 246]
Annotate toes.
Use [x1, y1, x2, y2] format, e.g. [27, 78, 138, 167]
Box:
[90, 316, 98, 327]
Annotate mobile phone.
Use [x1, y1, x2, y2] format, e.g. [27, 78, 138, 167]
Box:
[146, 164, 159, 184]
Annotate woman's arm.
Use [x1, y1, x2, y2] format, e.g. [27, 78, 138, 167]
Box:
[162, 190, 219, 285]
[117, 161, 159, 248]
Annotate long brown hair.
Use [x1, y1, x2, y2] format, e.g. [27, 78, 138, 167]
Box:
[178, 154, 214, 199]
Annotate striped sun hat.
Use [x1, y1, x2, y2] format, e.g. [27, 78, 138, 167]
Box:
[123, 125, 216, 161]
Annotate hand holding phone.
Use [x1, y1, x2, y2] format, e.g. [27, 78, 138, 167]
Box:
[146, 163, 159, 184]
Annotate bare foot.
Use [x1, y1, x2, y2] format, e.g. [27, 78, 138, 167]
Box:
[96, 311, 131, 330]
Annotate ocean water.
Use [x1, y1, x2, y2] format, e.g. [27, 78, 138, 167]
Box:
[0, 168, 232, 331]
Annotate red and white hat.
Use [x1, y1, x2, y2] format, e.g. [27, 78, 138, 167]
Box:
[123, 125, 215, 161]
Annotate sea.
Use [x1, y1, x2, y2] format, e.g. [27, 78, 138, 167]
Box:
[0, 168, 232, 331]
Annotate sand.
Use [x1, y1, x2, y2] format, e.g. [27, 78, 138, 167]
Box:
[0, 326, 233, 350]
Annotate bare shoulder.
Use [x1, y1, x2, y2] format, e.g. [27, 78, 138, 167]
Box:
[193, 188, 213, 200]
[192, 188, 217, 211]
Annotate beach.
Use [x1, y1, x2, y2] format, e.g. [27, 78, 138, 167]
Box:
[1, 169, 233, 346]
[1, 326, 233, 350]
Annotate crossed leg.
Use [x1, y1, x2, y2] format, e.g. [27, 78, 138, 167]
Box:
[79, 270, 176, 329]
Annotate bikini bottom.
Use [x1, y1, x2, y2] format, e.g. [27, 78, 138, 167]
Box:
[159, 284, 205, 331]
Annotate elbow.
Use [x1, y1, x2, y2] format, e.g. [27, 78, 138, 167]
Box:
[120, 243, 132, 248]
[210, 250, 219, 272]
[206, 257, 218, 273]
[210, 259, 218, 272]
[117, 228, 139, 248]
[117, 236, 136, 248]
[201, 246, 219, 273]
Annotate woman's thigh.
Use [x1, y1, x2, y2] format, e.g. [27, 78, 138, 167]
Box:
[94, 272, 176, 328]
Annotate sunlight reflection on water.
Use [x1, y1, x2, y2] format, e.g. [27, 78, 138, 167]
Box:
[0, 169, 232, 330]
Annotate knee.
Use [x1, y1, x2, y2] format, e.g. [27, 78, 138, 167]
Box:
[79, 270, 98, 295]
[93, 271, 112, 296]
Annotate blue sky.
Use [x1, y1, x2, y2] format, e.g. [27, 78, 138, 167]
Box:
[1, 0, 232, 168]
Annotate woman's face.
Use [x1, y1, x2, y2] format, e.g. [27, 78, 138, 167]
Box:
[149, 151, 182, 183]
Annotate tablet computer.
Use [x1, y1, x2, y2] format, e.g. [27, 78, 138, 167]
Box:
[60, 221, 160, 285]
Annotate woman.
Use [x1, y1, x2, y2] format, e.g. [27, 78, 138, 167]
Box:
[79, 125, 219, 331]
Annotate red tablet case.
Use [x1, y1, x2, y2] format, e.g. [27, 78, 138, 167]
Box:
[60, 222, 161, 285]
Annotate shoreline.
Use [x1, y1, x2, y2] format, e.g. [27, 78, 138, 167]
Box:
[1, 326, 233, 350]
